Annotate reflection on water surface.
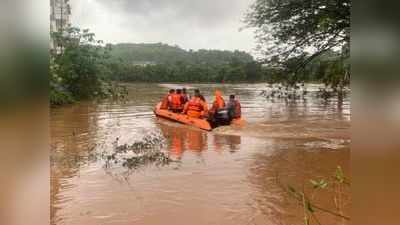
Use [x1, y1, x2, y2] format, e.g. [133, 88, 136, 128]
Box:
[51, 83, 350, 225]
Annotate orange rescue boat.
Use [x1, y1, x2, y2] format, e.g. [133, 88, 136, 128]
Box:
[154, 103, 212, 131]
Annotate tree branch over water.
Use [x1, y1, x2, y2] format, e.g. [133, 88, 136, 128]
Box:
[245, 0, 350, 85]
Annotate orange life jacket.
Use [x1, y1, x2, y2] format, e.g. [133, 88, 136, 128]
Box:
[170, 93, 183, 109]
[185, 97, 207, 118]
[211, 90, 225, 113]
[212, 98, 225, 111]
[187, 98, 203, 112]
[233, 100, 241, 118]
[160, 94, 170, 109]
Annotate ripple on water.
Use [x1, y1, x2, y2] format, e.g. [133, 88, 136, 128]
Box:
[51, 83, 350, 225]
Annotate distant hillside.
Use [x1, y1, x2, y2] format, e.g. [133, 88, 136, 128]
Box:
[108, 43, 255, 65]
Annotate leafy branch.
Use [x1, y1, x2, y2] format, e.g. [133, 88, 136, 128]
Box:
[276, 166, 350, 225]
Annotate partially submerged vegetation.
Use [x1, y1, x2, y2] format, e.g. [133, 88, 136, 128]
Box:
[50, 27, 127, 106]
[51, 132, 176, 174]
[245, 0, 350, 86]
[244, 0, 351, 103]
[104, 133, 175, 170]
[278, 166, 350, 225]
[260, 83, 350, 104]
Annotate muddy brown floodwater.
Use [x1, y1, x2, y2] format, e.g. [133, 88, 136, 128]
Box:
[51, 83, 350, 225]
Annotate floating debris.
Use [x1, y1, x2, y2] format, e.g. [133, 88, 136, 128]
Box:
[103, 132, 176, 170]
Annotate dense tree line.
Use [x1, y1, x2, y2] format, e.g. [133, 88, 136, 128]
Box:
[109, 61, 262, 83]
[106, 43, 262, 82]
[108, 43, 254, 66]
[50, 17, 349, 106]
[106, 43, 346, 84]
[107, 58, 262, 83]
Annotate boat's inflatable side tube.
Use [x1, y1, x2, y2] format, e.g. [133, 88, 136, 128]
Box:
[154, 103, 212, 131]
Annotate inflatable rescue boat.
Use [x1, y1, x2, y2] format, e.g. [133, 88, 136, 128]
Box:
[154, 103, 244, 131]
[154, 103, 212, 131]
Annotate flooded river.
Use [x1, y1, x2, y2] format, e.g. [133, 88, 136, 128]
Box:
[51, 83, 350, 225]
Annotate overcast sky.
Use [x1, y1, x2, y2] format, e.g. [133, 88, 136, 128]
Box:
[70, 0, 256, 55]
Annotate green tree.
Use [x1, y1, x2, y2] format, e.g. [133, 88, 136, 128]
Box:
[244, 62, 263, 81]
[245, 0, 350, 76]
[50, 27, 122, 105]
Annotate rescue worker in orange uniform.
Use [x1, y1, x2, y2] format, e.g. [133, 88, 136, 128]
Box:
[209, 90, 226, 115]
[227, 94, 242, 119]
[161, 89, 175, 109]
[181, 88, 190, 104]
[169, 89, 184, 113]
[183, 89, 208, 118]
[209, 90, 231, 127]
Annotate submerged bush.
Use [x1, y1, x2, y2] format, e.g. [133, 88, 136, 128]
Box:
[104, 132, 175, 170]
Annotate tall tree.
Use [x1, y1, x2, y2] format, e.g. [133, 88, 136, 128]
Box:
[50, 27, 122, 105]
[245, 0, 350, 72]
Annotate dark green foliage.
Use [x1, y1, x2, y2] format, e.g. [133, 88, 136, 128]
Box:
[245, 0, 350, 86]
[108, 43, 254, 66]
[50, 27, 124, 106]
[283, 50, 350, 87]
[49, 83, 75, 106]
[107, 61, 267, 83]
[105, 43, 260, 83]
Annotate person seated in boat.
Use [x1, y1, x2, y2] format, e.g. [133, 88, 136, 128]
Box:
[178, 89, 187, 109]
[199, 94, 206, 102]
[169, 89, 184, 113]
[227, 94, 242, 119]
[183, 89, 208, 118]
[209, 90, 226, 116]
[181, 88, 190, 104]
[161, 89, 175, 110]
[209, 90, 232, 126]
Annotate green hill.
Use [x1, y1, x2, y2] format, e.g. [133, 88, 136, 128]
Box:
[108, 43, 255, 66]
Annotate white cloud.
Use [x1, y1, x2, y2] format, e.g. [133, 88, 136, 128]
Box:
[70, 0, 256, 55]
